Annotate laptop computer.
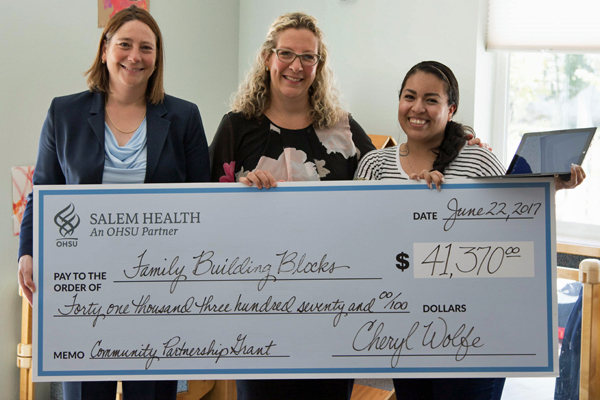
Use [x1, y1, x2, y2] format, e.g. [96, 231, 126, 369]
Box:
[488, 127, 596, 180]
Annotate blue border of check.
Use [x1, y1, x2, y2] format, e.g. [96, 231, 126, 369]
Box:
[37, 182, 554, 377]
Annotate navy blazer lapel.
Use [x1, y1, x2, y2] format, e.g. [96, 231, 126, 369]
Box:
[145, 101, 170, 182]
[88, 92, 105, 145]
[87, 92, 107, 183]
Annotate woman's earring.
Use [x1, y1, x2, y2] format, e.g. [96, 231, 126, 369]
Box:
[265, 66, 269, 72]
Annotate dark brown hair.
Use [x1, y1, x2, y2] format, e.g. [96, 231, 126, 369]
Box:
[86, 5, 164, 104]
[400, 61, 471, 173]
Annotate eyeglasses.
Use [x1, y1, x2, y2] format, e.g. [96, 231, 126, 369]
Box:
[271, 49, 321, 66]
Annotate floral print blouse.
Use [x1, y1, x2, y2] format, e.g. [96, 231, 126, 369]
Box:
[210, 112, 375, 183]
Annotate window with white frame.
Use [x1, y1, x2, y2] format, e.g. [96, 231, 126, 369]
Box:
[488, 0, 600, 243]
[507, 53, 600, 242]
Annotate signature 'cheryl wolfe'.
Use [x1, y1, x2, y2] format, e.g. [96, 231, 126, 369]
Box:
[352, 317, 484, 368]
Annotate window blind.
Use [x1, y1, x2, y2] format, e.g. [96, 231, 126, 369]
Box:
[487, 0, 600, 52]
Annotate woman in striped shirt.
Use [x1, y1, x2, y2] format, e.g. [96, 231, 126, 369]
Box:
[355, 61, 585, 191]
[355, 60, 585, 400]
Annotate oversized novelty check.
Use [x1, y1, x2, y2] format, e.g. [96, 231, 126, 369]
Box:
[33, 179, 558, 381]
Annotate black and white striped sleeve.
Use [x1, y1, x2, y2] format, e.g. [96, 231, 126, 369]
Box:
[444, 146, 505, 178]
[354, 146, 406, 180]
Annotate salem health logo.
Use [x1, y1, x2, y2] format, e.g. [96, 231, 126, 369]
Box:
[54, 203, 80, 248]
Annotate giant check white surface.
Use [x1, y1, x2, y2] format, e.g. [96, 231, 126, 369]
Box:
[33, 179, 557, 381]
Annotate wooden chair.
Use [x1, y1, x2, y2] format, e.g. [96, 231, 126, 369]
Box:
[556, 243, 600, 400]
[577, 259, 600, 400]
[115, 377, 233, 400]
[351, 384, 395, 400]
[17, 288, 34, 400]
[368, 134, 398, 150]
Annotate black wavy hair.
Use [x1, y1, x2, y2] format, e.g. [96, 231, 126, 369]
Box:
[400, 61, 472, 173]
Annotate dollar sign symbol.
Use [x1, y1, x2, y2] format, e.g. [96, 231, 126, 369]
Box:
[396, 252, 410, 271]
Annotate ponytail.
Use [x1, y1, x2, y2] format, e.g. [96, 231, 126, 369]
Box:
[432, 121, 471, 173]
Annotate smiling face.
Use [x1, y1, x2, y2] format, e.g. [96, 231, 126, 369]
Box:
[102, 20, 157, 95]
[266, 28, 319, 106]
[398, 71, 456, 146]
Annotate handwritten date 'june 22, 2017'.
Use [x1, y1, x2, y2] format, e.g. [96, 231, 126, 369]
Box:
[443, 197, 542, 231]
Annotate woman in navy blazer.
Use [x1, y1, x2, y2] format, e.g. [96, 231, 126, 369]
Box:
[17, 91, 209, 261]
[17, 6, 209, 400]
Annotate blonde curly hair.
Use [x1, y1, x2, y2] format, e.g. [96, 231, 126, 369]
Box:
[231, 12, 344, 128]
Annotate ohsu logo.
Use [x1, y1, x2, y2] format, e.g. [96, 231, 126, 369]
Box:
[54, 203, 80, 248]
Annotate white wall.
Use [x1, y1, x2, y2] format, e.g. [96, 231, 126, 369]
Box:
[239, 0, 493, 143]
[0, 2, 239, 398]
[473, 0, 498, 146]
